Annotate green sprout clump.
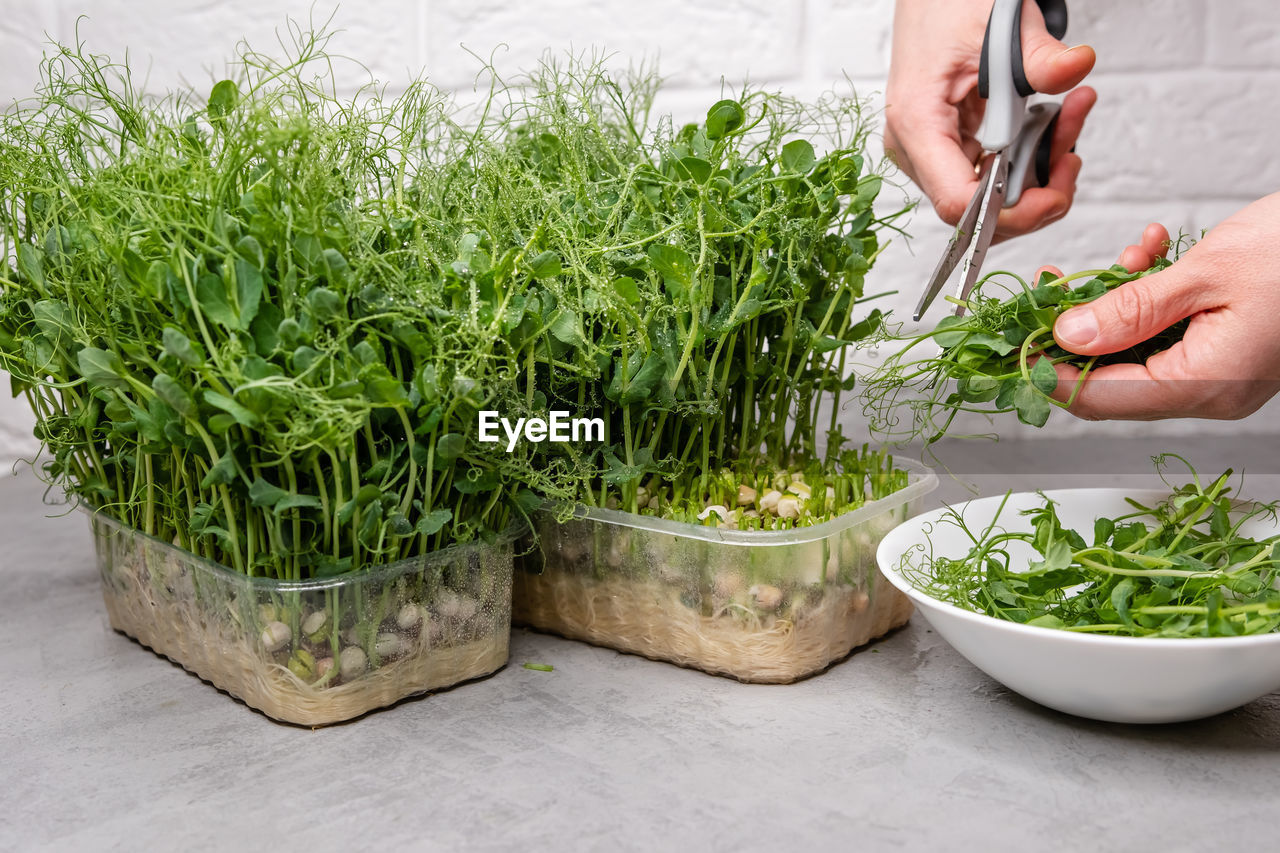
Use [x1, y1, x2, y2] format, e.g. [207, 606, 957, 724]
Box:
[0, 28, 561, 577]
[863, 257, 1187, 444]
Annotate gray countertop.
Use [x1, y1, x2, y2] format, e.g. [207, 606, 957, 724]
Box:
[3, 435, 1279, 852]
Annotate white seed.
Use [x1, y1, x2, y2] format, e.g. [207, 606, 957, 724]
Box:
[454, 596, 478, 622]
[759, 490, 782, 512]
[316, 657, 334, 679]
[437, 591, 478, 622]
[605, 495, 620, 510]
[257, 603, 278, 625]
[339, 646, 368, 681]
[301, 610, 328, 640]
[787, 481, 812, 499]
[698, 504, 731, 522]
[790, 472, 805, 484]
[736, 485, 757, 506]
[396, 603, 425, 632]
[260, 621, 291, 653]
[636, 486, 649, 504]
[743, 509, 761, 519]
[375, 632, 410, 661]
[750, 584, 784, 611]
[775, 496, 801, 519]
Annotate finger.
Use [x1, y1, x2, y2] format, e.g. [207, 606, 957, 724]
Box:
[1049, 87, 1097, 162]
[1034, 264, 1065, 285]
[905, 130, 985, 225]
[1111, 223, 1169, 271]
[1052, 261, 1217, 356]
[995, 153, 1082, 237]
[1020, 1, 1096, 95]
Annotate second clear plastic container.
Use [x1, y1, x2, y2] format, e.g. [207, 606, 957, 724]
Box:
[90, 512, 515, 726]
[514, 460, 937, 682]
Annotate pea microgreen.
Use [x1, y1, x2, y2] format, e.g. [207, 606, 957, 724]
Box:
[864, 257, 1188, 443]
[903, 456, 1280, 637]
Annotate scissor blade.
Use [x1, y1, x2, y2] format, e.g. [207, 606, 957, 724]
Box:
[913, 158, 995, 322]
[953, 151, 1009, 316]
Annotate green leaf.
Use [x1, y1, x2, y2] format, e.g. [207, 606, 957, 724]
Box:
[549, 310, 584, 346]
[1011, 380, 1051, 428]
[276, 494, 321, 512]
[207, 79, 240, 121]
[1030, 357, 1058, 395]
[648, 244, 695, 300]
[307, 287, 342, 321]
[203, 390, 259, 428]
[249, 477, 290, 508]
[780, 139, 816, 174]
[151, 373, 195, 419]
[77, 347, 128, 389]
[415, 508, 453, 536]
[233, 258, 263, 329]
[32, 300, 74, 345]
[527, 251, 562, 280]
[1111, 578, 1138, 626]
[853, 175, 883, 208]
[811, 336, 849, 355]
[17, 243, 45, 287]
[436, 432, 466, 461]
[677, 156, 712, 183]
[196, 273, 237, 329]
[705, 99, 745, 140]
[618, 353, 665, 405]
[613, 276, 641, 305]
[236, 235, 265, 268]
[199, 452, 237, 488]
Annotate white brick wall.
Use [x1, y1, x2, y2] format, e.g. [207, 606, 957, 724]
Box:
[3, 0, 1279, 470]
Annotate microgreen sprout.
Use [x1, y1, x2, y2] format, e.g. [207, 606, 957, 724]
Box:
[863, 256, 1188, 444]
[902, 455, 1280, 637]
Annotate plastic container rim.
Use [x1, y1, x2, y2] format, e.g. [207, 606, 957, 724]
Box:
[84, 505, 525, 594]
[878, 486, 1280, 648]
[541, 457, 937, 547]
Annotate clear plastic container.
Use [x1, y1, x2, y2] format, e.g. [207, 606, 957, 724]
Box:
[514, 461, 937, 683]
[90, 512, 514, 726]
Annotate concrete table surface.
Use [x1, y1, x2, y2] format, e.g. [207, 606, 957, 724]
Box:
[3, 436, 1280, 852]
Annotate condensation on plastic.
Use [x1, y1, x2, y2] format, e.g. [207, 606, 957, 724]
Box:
[90, 512, 514, 726]
[514, 460, 938, 683]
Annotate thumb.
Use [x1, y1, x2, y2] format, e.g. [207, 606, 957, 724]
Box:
[1053, 264, 1212, 356]
[1021, 3, 1095, 94]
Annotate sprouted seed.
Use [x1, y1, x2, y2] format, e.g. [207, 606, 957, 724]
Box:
[615, 444, 908, 531]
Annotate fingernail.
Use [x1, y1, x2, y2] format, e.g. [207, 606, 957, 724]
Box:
[1055, 308, 1098, 348]
[1061, 44, 1090, 55]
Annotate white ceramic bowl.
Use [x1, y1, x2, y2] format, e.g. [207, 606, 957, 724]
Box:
[877, 488, 1280, 724]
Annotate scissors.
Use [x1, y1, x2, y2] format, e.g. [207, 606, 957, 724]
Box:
[913, 0, 1070, 321]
